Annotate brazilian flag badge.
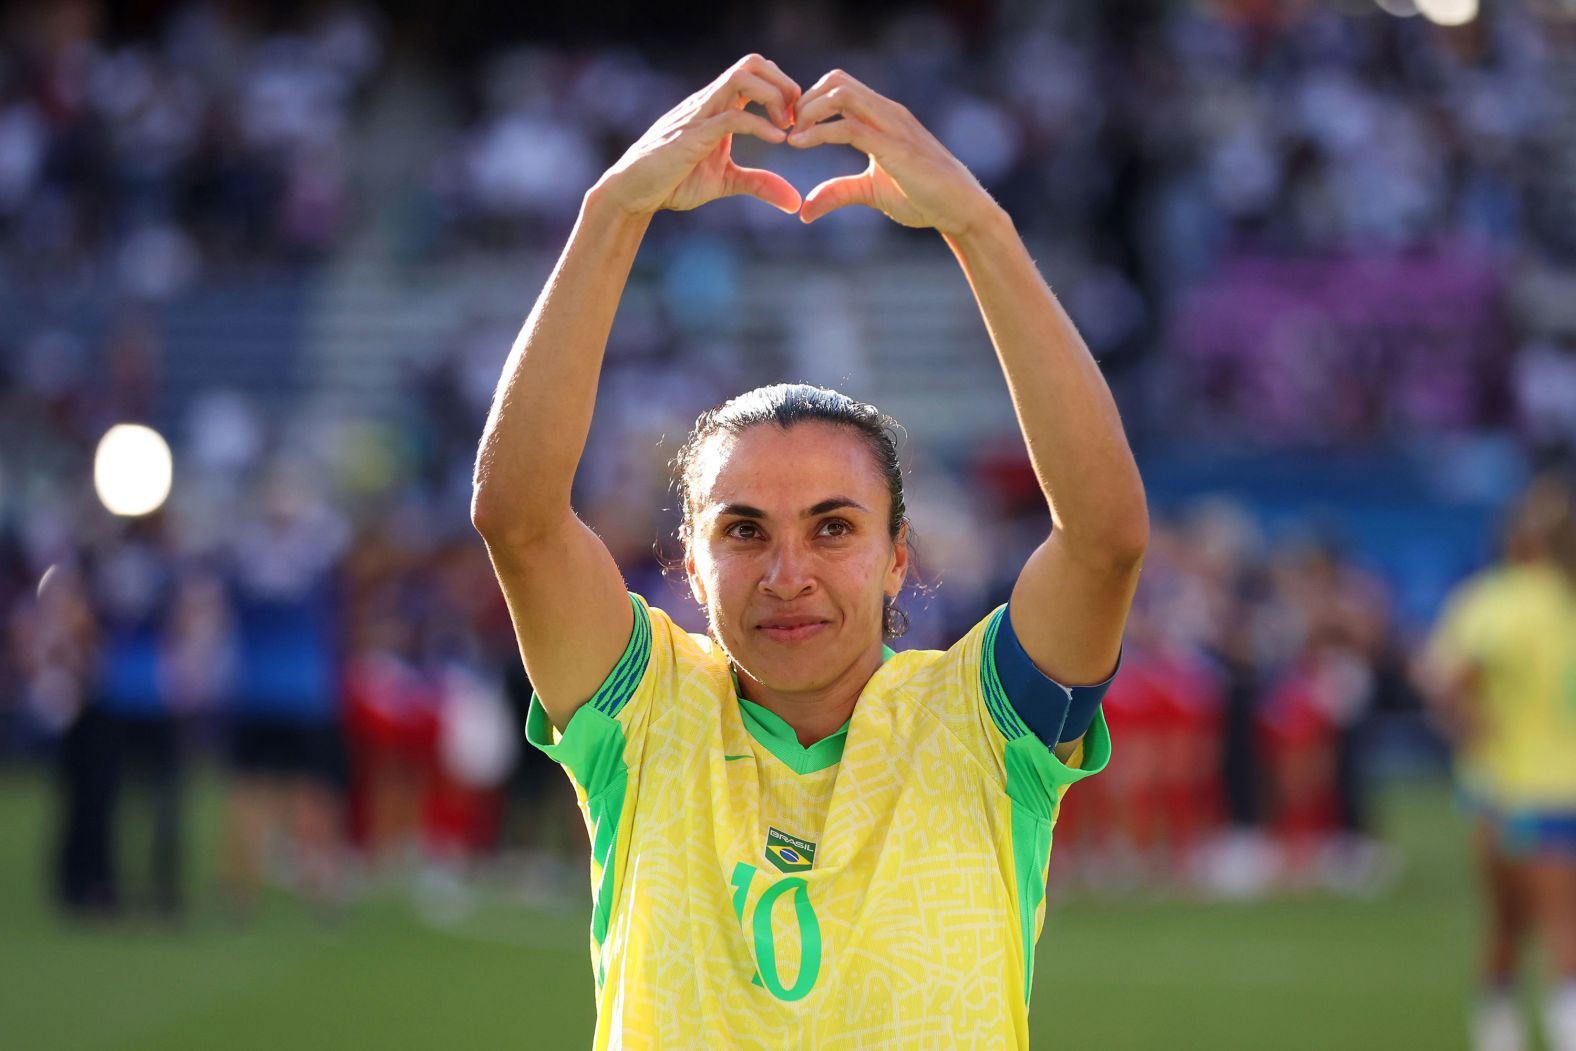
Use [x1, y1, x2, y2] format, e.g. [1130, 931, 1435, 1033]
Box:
[765, 827, 816, 873]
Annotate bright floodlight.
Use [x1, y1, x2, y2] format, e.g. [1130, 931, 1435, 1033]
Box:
[94, 424, 173, 517]
[1374, 0, 1418, 16]
[1417, 0, 1478, 25]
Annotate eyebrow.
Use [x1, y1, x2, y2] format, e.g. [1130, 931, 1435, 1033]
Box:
[716, 497, 870, 519]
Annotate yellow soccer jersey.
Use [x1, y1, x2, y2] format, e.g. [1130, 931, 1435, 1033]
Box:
[1425, 561, 1576, 808]
[526, 594, 1111, 1050]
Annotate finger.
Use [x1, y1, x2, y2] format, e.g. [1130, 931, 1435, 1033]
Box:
[742, 57, 803, 123]
[787, 115, 878, 154]
[702, 60, 799, 127]
[724, 164, 802, 215]
[696, 108, 788, 150]
[795, 69, 896, 127]
[800, 171, 875, 224]
[799, 67, 870, 106]
[722, 71, 795, 127]
[793, 85, 880, 133]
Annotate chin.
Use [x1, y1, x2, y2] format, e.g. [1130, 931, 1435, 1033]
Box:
[731, 638, 841, 693]
[751, 666, 839, 696]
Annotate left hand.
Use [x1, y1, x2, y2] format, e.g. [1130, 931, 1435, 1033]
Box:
[786, 70, 995, 236]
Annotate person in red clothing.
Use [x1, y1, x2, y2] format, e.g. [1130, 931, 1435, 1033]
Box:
[345, 614, 439, 868]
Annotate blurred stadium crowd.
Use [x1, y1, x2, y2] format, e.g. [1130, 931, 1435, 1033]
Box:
[3, 0, 1576, 919]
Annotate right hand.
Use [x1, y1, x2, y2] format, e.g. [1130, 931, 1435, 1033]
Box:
[594, 54, 802, 216]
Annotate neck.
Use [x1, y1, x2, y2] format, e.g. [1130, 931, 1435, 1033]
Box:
[735, 643, 885, 748]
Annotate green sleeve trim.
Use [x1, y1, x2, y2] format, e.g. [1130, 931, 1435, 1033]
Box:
[525, 693, 624, 794]
[1010, 804, 1053, 1005]
[524, 694, 630, 989]
[1003, 707, 1112, 817]
[984, 598, 1114, 815]
[980, 606, 1032, 741]
[1003, 713, 1112, 1004]
[591, 593, 652, 717]
[520, 592, 649, 991]
[985, 601, 1113, 1003]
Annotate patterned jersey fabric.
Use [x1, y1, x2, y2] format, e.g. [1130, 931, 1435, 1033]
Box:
[526, 594, 1111, 1049]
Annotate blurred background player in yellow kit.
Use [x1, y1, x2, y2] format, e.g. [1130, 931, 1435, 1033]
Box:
[470, 55, 1143, 1047]
[1422, 474, 1576, 1051]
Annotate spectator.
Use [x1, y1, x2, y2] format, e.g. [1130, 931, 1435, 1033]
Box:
[219, 466, 349, 915]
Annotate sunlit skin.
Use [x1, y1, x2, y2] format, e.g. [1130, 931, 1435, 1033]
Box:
[684, 421, 908, 746]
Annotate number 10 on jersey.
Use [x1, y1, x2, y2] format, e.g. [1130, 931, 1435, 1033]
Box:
[729, 861, 823, 1001]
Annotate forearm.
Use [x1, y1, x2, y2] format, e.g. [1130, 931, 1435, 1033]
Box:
[943, 206, 1147, 559]
[471, 186, 652, 538]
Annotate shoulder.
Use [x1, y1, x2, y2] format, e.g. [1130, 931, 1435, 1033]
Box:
[1462, 564, 1573, 624]
[876, 611, 999, 699]
[866, 609, 1007, 751]
[527, 595, 730, 775]
[1436, 566, 1514, 631]
[643, 598, 714, 657]
[636, 596, 732, 684]
[564, 594, 729, 725]
[873, 607, 1111, 813]
[1444, 567, 1497, 604]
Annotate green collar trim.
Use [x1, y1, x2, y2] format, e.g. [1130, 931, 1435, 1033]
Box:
[731, 645, 895, 775]
[737, 697, 848, 775]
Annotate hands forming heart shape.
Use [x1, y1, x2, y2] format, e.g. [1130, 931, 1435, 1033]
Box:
[595, 54, 996, 239]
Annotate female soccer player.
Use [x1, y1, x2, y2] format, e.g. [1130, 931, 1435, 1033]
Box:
[1422, 477, 1576, 1051]
[472, 55, 1147, 1048]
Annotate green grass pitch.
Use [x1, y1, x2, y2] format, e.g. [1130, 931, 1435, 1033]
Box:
[0, 771, 1508, 1049]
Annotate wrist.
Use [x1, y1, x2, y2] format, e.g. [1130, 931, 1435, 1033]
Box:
[581, 181, 656, 235]
[940, 195, 1013, 250]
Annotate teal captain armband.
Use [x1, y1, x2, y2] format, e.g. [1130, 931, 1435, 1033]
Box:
[993, 603, 1117, 744]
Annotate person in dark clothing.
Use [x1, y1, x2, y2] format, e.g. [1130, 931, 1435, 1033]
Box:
[14, 559, 114, 914]
[220, 470, 349, 913]
[93, 528, 186, 917]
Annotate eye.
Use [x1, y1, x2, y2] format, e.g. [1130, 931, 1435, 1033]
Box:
[817, 518, 853, 538]
[724, 521, 763, 540]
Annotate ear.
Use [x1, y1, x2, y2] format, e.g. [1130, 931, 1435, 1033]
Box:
[885, 520, 910, 598]
[686, 551, 708, 607]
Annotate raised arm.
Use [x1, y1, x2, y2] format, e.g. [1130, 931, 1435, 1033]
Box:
[945, 211, 1146, 685]
[788, 71, 1147, 740]
[471, 55, 803, 732]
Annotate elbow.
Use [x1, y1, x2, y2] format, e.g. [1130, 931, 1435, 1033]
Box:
[470, 480, 519, 541]
[1096, 500, 1150, 568]
[1110, 512, 1150, 567]
[1067, 509, 1148, 571]
[1057, 473, 1149, 568]
[1100, 532, 1148, 575]
[470, 497, 537, 550]
[1117, 487, 1152, 562]
[471, 478, 565, 549]
[469, 479, 499, 536]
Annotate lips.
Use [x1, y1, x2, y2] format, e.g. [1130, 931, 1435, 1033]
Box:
[755, 616, 830, 643]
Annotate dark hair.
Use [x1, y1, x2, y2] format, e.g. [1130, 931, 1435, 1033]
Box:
[673, 383, 912, 638]
[1503, 471, 1576, 569]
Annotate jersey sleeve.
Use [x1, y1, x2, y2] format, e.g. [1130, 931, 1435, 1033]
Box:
[520, 593, 694, 990]
[522, 591, 699, 800]
[934, 605, 1113, 822]
[523, 592, 656, 799]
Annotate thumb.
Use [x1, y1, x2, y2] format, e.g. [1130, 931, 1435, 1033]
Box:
[800, 173, 874, 224]
[724, 164, 802, 215]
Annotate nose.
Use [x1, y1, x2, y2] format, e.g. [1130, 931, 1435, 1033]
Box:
[760, 539, 816, 600]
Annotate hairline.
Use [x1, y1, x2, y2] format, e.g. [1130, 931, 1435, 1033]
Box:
[682, 421, 898, 528]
